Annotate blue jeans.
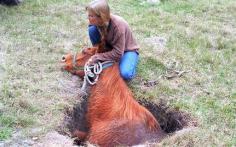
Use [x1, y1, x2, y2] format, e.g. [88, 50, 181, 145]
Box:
[88, 25, 139, 80]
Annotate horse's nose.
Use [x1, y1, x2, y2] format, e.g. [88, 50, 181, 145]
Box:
[61, 56, 66, 62]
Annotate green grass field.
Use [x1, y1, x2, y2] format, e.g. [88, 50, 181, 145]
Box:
[0, 0, 235, 146]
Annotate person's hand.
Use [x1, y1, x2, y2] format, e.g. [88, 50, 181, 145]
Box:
[87, 54, 99, 65]
[81, 47, 88, 53]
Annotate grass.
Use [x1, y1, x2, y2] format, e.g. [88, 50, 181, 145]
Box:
[0, 0, 235, 146]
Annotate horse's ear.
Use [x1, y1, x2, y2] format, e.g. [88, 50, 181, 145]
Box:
[93, 46, 99, 54]
[85, 47, 98, 55]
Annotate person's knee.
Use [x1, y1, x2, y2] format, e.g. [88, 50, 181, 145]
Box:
[88, 25, 98, 36]
[88, 25, 101, 45]
[120, 68, 135, 80]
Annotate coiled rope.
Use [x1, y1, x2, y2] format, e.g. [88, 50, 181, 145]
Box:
[80, 61, 114, 96]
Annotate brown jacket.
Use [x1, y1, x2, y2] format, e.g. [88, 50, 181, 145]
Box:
[96, 14, 139, 62]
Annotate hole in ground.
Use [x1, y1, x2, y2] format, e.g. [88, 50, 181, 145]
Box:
[137, 99, 197, 133]
[59, 97, 197, 145]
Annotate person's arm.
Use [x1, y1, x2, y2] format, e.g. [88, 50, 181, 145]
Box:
[89, 32, 125, 64]
[98, 32, 125, 61]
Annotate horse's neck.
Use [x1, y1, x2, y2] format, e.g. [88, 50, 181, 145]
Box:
[100, 64, 131, 94]
[95, 64, 139, 109]
[89, 64, 132, 101]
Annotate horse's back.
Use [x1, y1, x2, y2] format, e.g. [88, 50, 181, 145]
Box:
[88, 119, 163, 147]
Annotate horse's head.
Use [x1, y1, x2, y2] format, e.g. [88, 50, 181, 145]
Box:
[61, 47, 97, 78]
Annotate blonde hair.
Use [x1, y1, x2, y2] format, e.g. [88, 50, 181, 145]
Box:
[86, 0, 110, 26]
[86, 0, 110, 43]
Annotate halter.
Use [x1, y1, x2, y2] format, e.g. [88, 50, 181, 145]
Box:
[71, 53, 84, 73]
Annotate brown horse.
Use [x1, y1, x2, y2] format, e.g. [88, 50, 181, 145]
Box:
[61, 47, 165, 147]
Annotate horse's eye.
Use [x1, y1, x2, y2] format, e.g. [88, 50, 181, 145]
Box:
[61, 56, 66, 62]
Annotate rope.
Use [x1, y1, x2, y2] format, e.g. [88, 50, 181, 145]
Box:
[60, 58, 114, 97]
[72, 52, 84, 71]
[84, 61, 102, 85]
[80, 60, 114, 96]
